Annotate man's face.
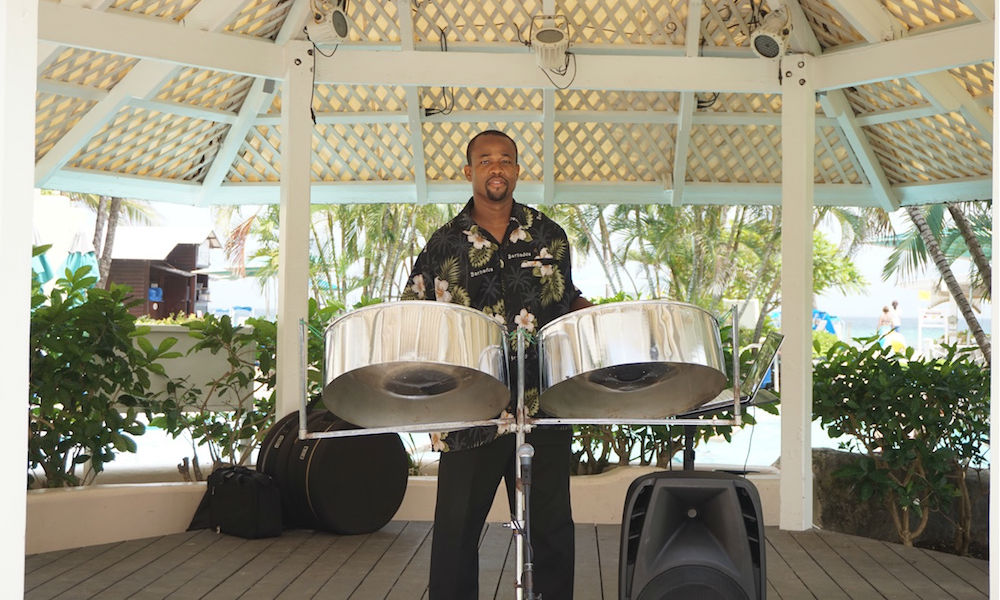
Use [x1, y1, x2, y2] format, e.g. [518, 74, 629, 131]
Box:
[464, 135, 520, 204]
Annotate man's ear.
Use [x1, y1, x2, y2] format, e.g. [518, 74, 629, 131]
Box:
[463, 164, 472, 181]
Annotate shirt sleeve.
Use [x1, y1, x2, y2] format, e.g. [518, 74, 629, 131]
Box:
[401, 246, 435, 301]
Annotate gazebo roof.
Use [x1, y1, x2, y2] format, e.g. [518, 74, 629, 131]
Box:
[34, 0, 993, 208]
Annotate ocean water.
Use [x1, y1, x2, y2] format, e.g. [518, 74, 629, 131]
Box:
[837, 315, 991, 349]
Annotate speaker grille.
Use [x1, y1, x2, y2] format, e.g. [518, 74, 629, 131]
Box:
[636, 565, 751, 600]
[623, 481, 654, 597]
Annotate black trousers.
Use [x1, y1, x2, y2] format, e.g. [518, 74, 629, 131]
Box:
[428, 427, 575, 599]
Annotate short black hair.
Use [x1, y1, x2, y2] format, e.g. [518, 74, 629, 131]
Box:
[466, 130, 518, 166]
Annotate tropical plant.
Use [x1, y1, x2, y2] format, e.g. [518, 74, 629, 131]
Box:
[150, 299, 341, 479]
[812, 338, 989, 549]
[28, 267, 179, 487]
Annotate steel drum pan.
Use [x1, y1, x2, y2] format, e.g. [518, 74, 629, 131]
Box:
[322, 301, 509, 428]
[537, 300, 727, 419]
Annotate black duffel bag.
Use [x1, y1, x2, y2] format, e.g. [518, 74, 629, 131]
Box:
[202, 465, 283, 539]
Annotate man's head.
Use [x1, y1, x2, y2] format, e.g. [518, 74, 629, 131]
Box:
[464, 130, 520, 205]
[465, 130, 518, 166]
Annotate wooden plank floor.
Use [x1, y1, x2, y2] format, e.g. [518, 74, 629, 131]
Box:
[25, 523, 988, 599]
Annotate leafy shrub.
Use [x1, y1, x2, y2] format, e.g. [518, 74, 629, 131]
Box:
[28, 267, 179, 487]
[813, 340, 989, 550]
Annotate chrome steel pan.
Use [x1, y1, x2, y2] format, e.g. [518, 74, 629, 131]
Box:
[323, 301, 509, 428]
[538, 300, 727, 419]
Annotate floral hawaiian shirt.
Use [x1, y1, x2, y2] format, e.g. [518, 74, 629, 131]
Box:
[401, 198, 581, 452]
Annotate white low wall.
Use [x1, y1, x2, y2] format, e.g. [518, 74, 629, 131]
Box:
[26, 467, 781, 555]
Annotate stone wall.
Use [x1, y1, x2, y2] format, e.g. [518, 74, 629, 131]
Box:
[812, 448, 990, 558]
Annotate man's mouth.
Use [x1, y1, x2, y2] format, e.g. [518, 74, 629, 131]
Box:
[488, 177, 506, 187]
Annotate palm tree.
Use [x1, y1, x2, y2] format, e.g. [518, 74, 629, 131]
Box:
[59, 192, 155, 286]
[903, 205, 990, 362]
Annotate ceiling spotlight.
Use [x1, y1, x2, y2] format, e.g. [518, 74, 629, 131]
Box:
[306, 0, 351, 45]
[531, 15, 570, 71]
[750, 7, 792, 58]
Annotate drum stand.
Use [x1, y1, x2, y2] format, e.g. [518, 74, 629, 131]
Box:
[296, 307, 746, 599]
[511, 327, 537, 600]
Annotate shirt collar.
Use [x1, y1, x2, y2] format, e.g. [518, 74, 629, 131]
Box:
[458, 197, 528, 229]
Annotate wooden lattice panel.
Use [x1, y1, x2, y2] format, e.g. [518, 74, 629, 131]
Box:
[865, 113, 992, 183]
[40, 48, 138, 91]
[225, 0, 293, 40]
[312, 123, 413, 181]
[700, 0, 758, 49]
[557, 90, 678, 112]
[436, 87, 544, 112]
[155, 68, 254, 113]
[310, 84, 407, 114]
[950, 63, 994, 99]
[697, 93, 782, 114]
[348, 0, 401, 42]
[35, 94, 97, 161]
[412, 0, 540, 44]
[229, 125, 281, 182]
[844, 79, 927, 115]
[69, 107, 228, 180]
[554, 122, 673, 182]
[109, 0, 199, 22]
[422, 122, 543, 181]
[799, 0, 865, 49]
[815, 126, 864, 184]
[883, 0, 974, 30]
[686, 124, 782, 183]
[561, 0, 687, 46]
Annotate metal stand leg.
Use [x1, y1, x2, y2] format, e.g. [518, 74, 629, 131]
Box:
[512, 328, 538, 600]
[683, 425, 696, 471]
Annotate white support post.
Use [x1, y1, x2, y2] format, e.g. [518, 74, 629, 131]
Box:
[2, 0, 36, 593]
[990, 15, 999, 596]
[275, 40, 315, 419]
[778, 54, 814, 531]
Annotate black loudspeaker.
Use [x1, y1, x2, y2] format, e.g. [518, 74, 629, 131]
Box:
[619, 471, 766, 600]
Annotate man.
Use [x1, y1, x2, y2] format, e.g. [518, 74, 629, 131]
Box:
[402, 129, 591, 599]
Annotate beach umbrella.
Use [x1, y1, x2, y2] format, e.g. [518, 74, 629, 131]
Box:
[31, 231, 53, 285]
[61, 231, 100, 285]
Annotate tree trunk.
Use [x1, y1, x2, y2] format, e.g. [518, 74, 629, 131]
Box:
[946, 203, 991, 295]
[92, 195, 109, 256]
[905, 206, 991, 363]
[98, 197, 122, 287]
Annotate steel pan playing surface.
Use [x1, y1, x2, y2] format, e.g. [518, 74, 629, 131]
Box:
[538, 300, 727, 419]
[323, 301, 509, 428]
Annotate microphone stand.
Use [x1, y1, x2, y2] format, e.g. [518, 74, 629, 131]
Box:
[513, 327, 538, 600]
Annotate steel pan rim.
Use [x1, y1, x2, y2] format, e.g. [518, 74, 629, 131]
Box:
[324, 299, 510, 335]
[538, 298, 720, 335]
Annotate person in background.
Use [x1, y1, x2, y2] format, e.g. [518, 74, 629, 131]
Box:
[402, 129, 591, 599]
[890, 299, 902, 332]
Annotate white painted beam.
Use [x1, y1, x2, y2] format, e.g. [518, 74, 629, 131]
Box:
[34, 61, 174, 185]
[819, 92, 899, 211]
[37, 1, 284, 79]
[36, 0, 258, 188]
[911, 71, 993, 144]
[275, 40, 314, 420]
[198, 0, 312, 200]
[43, 167, 993, 208]
[1, 1, 36, 593]
[254, 109, 840, 127]
[542, 89, 555, 205]
[965, 0, 994, 21]
[316, 50, 779, 92]
[397, 0, 428, 204]
[778, 53, 814, 532]
[671, 0, 702, 207]
[815, 21, 993, 91]
[825, 0, 902, 42]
